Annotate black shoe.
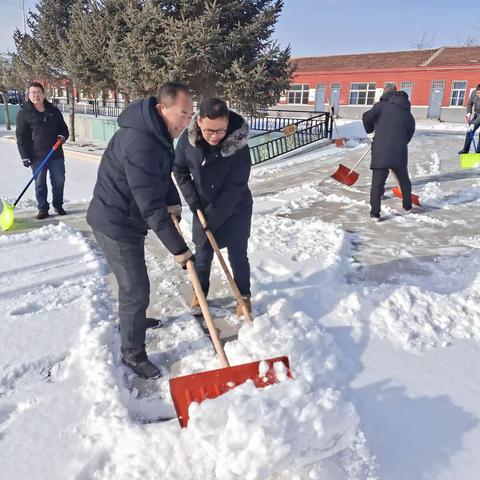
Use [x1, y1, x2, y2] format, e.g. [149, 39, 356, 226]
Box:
[370, 213, 381, 222]
[145, 317, 161, 329]
[122, 352, 161, 379]
[36, 209, 49, 220]
[54, 206, 67, 215]
[458, 149, 469, 155]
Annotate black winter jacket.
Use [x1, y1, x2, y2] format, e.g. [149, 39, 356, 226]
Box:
[362, 91, 416, 169]
[86, 97, 187, 254]
[173, 111, 253, 246]
[16, 100, 69, 162]
[467, 89, 480, 116]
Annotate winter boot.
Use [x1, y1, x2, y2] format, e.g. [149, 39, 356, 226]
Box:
[36, 209, 49, 220]
[54, 206, 67, 215]
[145, 317, 160, 329]
[122, 351, 161, 379]
[236, 296, 252, 317]
[190, 292, 203, 317]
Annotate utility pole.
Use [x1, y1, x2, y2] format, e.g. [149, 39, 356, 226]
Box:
[19, 0, 26, 34]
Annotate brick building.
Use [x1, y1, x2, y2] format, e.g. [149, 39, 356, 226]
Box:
[277, 46, 480, 122]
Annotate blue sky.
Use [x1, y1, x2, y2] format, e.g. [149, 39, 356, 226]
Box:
[0, 0, 473, 57]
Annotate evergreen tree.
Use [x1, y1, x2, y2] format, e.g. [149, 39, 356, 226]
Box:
[0, 55, 15, 130]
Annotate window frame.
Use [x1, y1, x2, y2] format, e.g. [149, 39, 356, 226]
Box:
[348, 82, 376, 105]
[450, 80, 467, 107]
[287, 83, 310, 105]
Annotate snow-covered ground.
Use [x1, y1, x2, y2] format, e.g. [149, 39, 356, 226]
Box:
[1, 121, 479, 479]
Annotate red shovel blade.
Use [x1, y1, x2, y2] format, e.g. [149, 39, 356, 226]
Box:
[392, 186, 421, 206]
[335, 138, 347, 148]
[331, 164, 360, 186]
[169, 356, 292, 428]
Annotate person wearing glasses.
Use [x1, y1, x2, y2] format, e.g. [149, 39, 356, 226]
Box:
[87, 82, 194, 378]
[173, 97, 253, 317]
[16, 81, 69, 220]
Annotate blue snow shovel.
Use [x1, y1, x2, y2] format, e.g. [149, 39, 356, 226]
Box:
[0, 138, 63, 231]
[460, 126, 480, 169]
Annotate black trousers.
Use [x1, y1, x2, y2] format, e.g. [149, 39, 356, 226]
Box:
[462, 117, 480, 153]
[93, 230, 150, 356]
[370, 166, 412, 216]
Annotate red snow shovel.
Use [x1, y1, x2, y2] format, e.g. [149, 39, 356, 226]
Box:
[331, 146, 372, 186]
[169, 215, 292, 428]
[390, 170, 421, 207]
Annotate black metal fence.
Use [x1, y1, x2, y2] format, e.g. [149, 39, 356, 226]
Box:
[249, 113, 332, 165]
[54, 100, 124, 117]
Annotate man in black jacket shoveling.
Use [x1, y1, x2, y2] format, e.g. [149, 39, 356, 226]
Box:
[173, 98, 253, 317]
[87, 82, 194, 378]
[16, 82, 69, 220]
[362, 90, 416, 220]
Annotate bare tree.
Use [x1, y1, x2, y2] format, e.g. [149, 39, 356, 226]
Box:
[412, 31, 435, 50]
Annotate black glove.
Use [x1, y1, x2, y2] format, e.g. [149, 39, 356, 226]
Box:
[189, 202, 204, 216]
[57, 135, 66, 144]
[22, 159, 31, 168]
[204, 205, 222, 232]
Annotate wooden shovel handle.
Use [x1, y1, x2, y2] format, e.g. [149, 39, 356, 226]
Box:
[327, 102, 341, 139]
[171, 215, 230, 368]
[197, 210, 253, 323]
[347, 146, 372, 175]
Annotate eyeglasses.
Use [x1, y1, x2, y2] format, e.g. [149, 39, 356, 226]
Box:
[202, 128, 227, 136]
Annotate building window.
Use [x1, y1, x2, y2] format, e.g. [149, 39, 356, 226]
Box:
[287, 84, 310, 104]
[349, 83, 376, 105]
[450, 81, 467, 106]
[401, 81, 413, 100]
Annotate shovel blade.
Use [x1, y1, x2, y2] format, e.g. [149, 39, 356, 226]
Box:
[331, 164, 359, 186]
[460, 153, 480, 169]
[0, 200, 14, 231]
[334, 138, 347, 148]
[169, 355, 292, 428]
[391, 187, 421, 207]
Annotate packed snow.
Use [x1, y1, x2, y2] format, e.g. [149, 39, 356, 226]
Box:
[1, 120, 479, 479]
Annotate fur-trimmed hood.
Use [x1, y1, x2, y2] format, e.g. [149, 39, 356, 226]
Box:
[187, 110, 250, 157]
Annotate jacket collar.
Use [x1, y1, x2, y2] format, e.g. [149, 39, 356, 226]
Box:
[187, 110, 249, 157]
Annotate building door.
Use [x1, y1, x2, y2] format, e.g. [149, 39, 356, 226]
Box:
[330, 84, 341, 115]
[400, 81, 413, 101]
[314, 83, 326, 111]
[428, 81, 444, 119]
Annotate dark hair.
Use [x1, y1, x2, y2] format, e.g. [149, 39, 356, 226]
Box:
[476, 83, 480, 90]
[384, 84, 397, 93]
[199, 97, 229, 119]
[156, 81, 190, 105]
[29, 81, 45, 93]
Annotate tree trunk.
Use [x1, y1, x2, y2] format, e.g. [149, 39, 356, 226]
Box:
[67, 84, 76, 142]
[1, 91, 11, 130]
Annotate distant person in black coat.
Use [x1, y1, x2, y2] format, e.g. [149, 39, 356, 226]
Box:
[362, 90, 416, 220]
[16, 82, 69, 220]
[87, 82, 194, 379]
[173, 98, 253, 317]
[458, 84, 480, 154]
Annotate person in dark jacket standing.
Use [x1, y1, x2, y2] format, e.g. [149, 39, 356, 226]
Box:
[16, 82, 69, 219]
[173, 98, 253, 316]
[362, 90, 416, 220]
[87, 82, 194, 378]
[458, 84, 480, 154]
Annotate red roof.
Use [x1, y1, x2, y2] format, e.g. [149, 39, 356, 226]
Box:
[292, 47, 480, 72]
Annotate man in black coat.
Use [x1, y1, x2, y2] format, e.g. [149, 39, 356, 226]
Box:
[87, 82, 194, 378]
[16, 82, 69, 219]
[459, 84, 480, 154]
[362, 90, 416, 219]
[173, 98, 253, 316]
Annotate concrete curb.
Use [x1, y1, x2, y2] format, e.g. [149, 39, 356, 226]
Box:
[0, 134, 102, 161]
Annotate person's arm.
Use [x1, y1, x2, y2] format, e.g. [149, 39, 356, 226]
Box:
[362, 103, 381, 134]
[467, 91, 474, 115]
[407, 114, 416, 143]
[204, 147, 251, 231]
[172, 133, 203, 211]
[124, 138, 188, 255]
[15, 111, 34, 161]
